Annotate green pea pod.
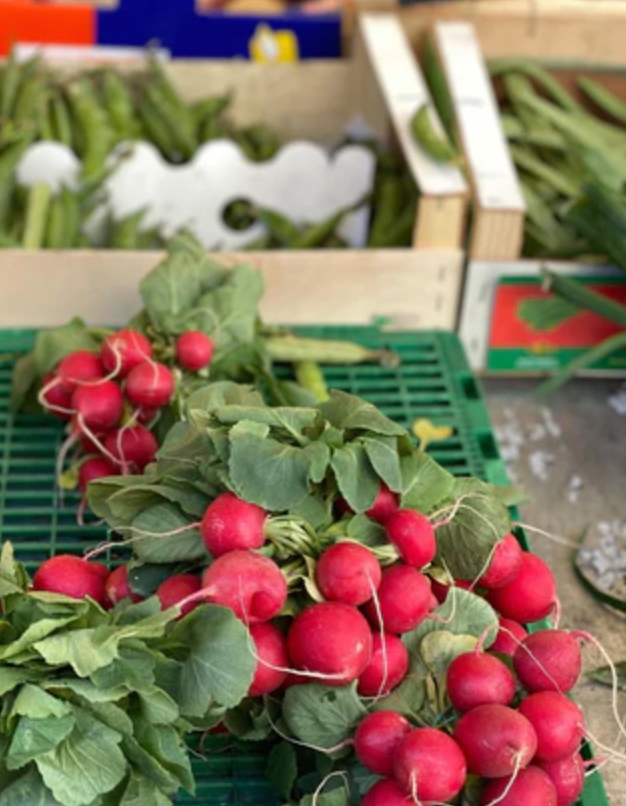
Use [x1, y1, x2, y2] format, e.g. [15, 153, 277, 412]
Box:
[0, 131, 36, 230]
[22, 184, 52, 249]
[241, 124, 280, 162]
[265, 334, 397, 366]
[421, 31, 458, 146]
[101, 70, 141, 141]
[50, 89, 75, 150]
[242, 233, 273, 250]
[60, 186, 81, 248]
[0, 48, 21, 119]
[137, 92, 177, 160]
[294, 361, 329, 402]
[510, 144, 580, 198]
[145, 59, 197, 159]
[490, 59, 582, 113]
[66, 79, 114, 180]
[289, 209, 350, 249]
[256, 208, 300, 246]
[192, 95, 231, 141]
[411, 104, 459, 165]
[368, 173, 405, 247]
[110, 209, 146, 249]
[13, 75, 44, 128]
[45, 194, 67, 248]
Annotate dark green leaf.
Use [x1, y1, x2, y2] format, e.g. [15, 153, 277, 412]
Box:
[282, 684, 366, 749]
[134, 720, 194, 794]
[420, 631, 477, 678]
[33, 319, 98, 376]
[400, 451, 454, 513]
[215, 404, 319, 437]
[370, 670, 426, 719]
[300, 787, 349, 806]
[319, 391, 406, 436]
[34, 629, 119, 678]
[10, 353, 39, 413]
[119, 773, 172, 806]
[266, 742, 297, 799]
[349, 763, 382, 797]
[197, 264, 263, 351]
[127, 564, 182, 600]
[137, 687, 179, 725]
[0, 542, 29, 597]
[228, 427, 312, 511]
[0, 767, 66, 806]
[0, 668, 34, 697]
[139, 251, 202, 334]
[8, 714, 75, 770]
[331, 444, 379, 513]
[362, 435, 403, 493]
[224, 699, 274, 741]
[435, 478, 511, 579]
[172, 605, 255, 716]
[346, 514, 386, 547]
[35, 707, 126, 806]
[13, 685, 71, 719]
[184, 381, 264, 420]
[0, 617, 80, 662]
[130, 503, 206, 564]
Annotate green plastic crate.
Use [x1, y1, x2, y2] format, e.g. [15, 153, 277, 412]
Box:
[0, 327, 608, 806]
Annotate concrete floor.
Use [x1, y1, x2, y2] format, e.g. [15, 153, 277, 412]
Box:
[484, 377, 626, 805]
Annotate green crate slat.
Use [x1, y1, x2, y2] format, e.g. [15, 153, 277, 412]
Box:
[0, 327, 607, 806]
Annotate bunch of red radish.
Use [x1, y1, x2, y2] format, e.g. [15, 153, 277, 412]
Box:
[29, 483, 590, 806]
[38, 328, 214, 493]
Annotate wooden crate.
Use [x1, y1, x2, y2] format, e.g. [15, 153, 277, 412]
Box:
[0, 248, 464, 330]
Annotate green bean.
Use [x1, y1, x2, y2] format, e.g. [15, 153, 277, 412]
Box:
[578, 77, 626, 127]
[421, 32, 458, 146]
[192, 95, 231, 141]
[13, 75, 44, 128]
[145, 58, 197, 159]
[0, 132, 36, 230]
[490, 59, 583, 112]
[240, 124, 280, 162]
[199, 114, 227, 143]
[22, 184, 52, 249]
[510, 144, 580, 197]
[61, 186, 81, 247]
[289, 208, 352, 249]
[137, 91, 177, 160]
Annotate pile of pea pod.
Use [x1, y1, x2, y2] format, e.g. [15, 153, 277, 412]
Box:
[0, 51, 418, 251]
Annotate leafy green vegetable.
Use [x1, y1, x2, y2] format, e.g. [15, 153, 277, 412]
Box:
[282, 684, 365, 750]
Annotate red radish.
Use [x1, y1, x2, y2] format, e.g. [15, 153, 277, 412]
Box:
[40, 373, 73, 420]
[125, 361, 174, 409]
[100, 329, 152, 378]
[201, 493, 267, 557]
[72, 419, 108, 454]
[480, 765, 557, 806]
[72, 381, 124, 430]
[104, 426, 158, 471]
[156, 574, 201, 618]
[363, 564, 431, 634]
[355, 711, 411, 776]
[104, 566, 142, 607]
[202, 550, 287, 624]
[57, 351, 103, 395]
[518, 691, 584, 762]
[248, 622, 289, 697]
[32, 555, 107, 606]
[78, 457, 118, 492]
[315, 542, 381, 606]
[446, 651, 516, 712]
[488, 553, 557, 623]
[393, 727, 467, 803]
[136, 407, 159, 426]
[513, 630, 582, 694]
[491, 618, 528, 657]
[430, 577, 473, 604]
[384, 510, 436, 568]
[358, 633, 409, 696]
[537, 752, 585, 806]
[176, 331, 215, 372]
[476, 532, 523, 589]
[337, 484, 399, 524]
[287, 602, 372, 686]
[453, 704, 538, 777]
[361, 779, 411, 806]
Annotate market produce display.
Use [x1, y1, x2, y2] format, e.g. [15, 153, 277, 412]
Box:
[11, 236, 395, 512]
[0, 51, 417, 250]
[1, 246, 607, 806]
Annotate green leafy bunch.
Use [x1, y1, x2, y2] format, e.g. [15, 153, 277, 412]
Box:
[0, 543, 255, 806]
[87, 381, 511, 604]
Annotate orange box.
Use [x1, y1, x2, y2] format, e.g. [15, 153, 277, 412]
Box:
[0, 1, 95, 56]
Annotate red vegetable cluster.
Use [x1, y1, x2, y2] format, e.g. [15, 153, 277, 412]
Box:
[39, 328, 215, 493]
[29, 481, 587, 806]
